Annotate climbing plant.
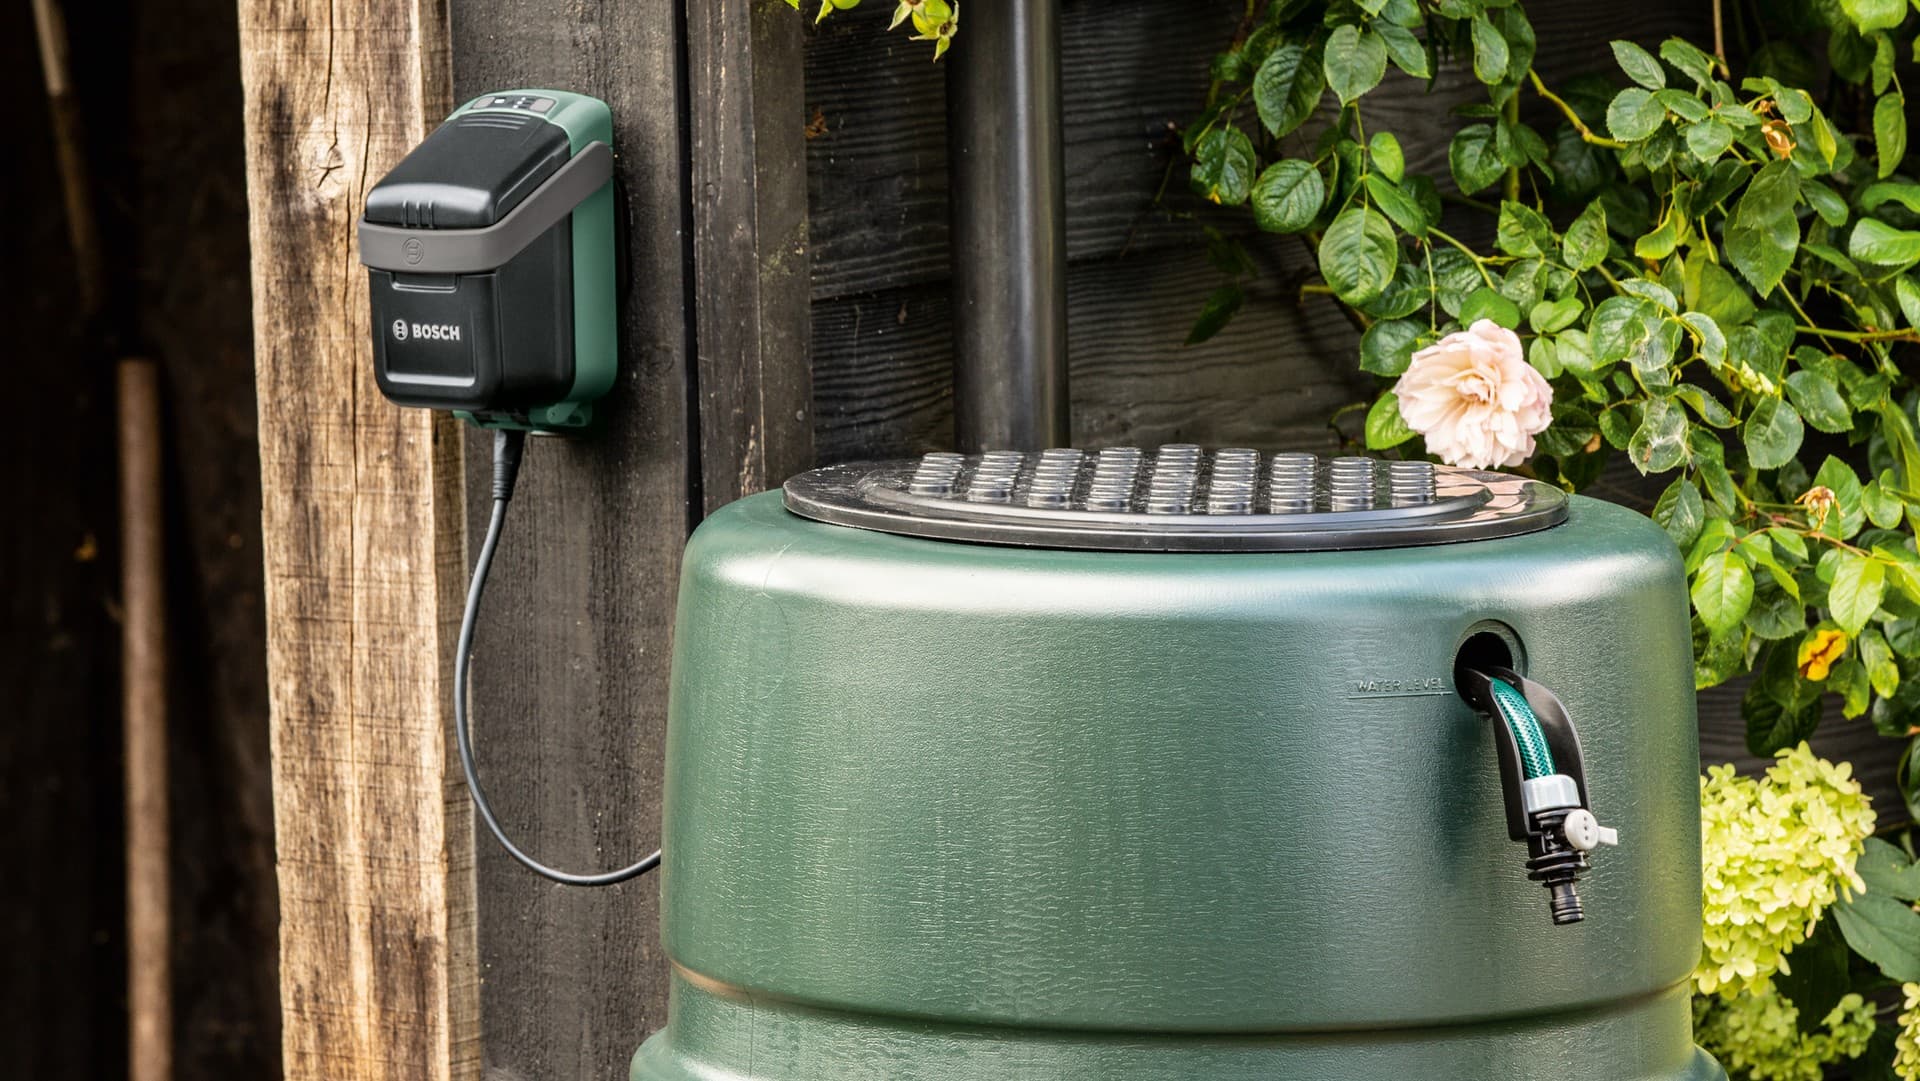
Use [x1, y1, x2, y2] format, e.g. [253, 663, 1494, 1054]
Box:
[791, 0, 958, 57]
[1179, 0, 1920, 1076]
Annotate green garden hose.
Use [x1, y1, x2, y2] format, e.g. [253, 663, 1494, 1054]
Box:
[1489, 677, 1557, 779]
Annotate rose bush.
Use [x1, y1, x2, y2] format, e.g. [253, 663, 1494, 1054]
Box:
[1175, 0, 1920, 1075]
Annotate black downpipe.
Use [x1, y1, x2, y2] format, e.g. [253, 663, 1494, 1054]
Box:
[947, 0, 1070, 452]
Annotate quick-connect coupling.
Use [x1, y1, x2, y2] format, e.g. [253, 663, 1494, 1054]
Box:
[1456, 665, 1619, 927]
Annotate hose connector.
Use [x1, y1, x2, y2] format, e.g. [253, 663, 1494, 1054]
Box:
[1457, 665, 1619, 926]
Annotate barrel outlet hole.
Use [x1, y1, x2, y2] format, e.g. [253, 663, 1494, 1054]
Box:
[1455, 624, 1524, 702]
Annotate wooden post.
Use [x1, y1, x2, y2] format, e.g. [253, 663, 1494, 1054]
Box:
[687, 0, 815, 508]
[236, 0, 479, 1078]
[118, 356, 170, 1081]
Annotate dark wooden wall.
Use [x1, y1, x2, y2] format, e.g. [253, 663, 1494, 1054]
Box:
[450, 2, 810, 1078]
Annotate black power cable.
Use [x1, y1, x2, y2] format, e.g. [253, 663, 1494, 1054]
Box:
[453, 429, 661, 886]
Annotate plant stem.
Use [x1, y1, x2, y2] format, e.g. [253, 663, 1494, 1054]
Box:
[1503, 93, 1521, 204]
[1441, 192, 1500, 214]
[1711, 0, 1727, 73]
[1527, 68, 1628, 149]
[1792, 324, 1920, 343]
[1427, 227, 1498, 288]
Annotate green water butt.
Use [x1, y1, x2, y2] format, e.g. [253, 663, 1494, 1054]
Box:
[635, 488, 1722, 1080]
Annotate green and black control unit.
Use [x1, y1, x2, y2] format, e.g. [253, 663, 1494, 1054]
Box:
[359, 90, 617, 432]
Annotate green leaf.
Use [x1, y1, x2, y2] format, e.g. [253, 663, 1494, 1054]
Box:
[1748, 583, 1806, 639]
[1851, 218, 1920, 269]
[1684, 118, 1734, 161]
[1693, 550, 1754, 634]
[1529, 297, 1581, 334]
[1832, 554, 1888, 632]
[1683, 260, 1755, 327]
[1898, 276, 1920, 329]
[1654, 477, 1706, 546]
[1317, 207, 1399, 307]
[1840, 0, 1908, 32]
[1190, 126, 1258, 206]
[1660, 37, 1717, 86]
[1630, 397, 1689, 473]
[1743, 397, 1805, 470]
[1359, 319, 1423, 376]
[1555, 328, 1597, 375]
[1864, 627, 1902, 697]
[1861, 181, 1920, 213]
[1459, 286, 1522, 329]
[1365, 392, 1417, 449]
[1835, 891, 1920, 983]
[1324, 26, 1388, 106]
[1680, 312, 1726, 365]
[1785, 369, 1853, 434]
[1250, 160, 1325, 233]
[1611, 40, 1665, 89]
[1802, 180, 1850, 227]
[1470, 14, 1509, 84]
[1373, 21, 1430, 79]
[1562, 201, 1608, 270]
[1590, 295, 1656, 364]
[1774, 920, 1852, 1034]
[1370, 132, 1405, 184]
[1676, 384, 1735, 428]
[1606, 88, 1666, 141]
[1858, 836, 1920, 900]
[1186, 284, 1245, 346]
[1878, 93, 1908, 178]
[1366, 174, 1433, 237]
[1726, 160, 1802, 296]
[1449, 124, 1505, 196]
[1253, 43, 1325, 138]
[1495, 201, 1552, 257]
[1866, 478, 1906, 529]
[1744, 685, 1821, 755]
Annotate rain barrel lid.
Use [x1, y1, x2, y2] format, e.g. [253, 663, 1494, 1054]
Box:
[782, 446, 1569, 552]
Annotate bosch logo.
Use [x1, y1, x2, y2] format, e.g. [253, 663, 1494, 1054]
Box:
[394, 321, 464, 342]
[404, 237, 425, 265]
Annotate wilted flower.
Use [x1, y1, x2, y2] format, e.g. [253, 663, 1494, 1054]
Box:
[1797, 485, 1837, 530]
[1391, 320, 1553, 470]
[1797, 629, 1848, 681]
[1763, 120, 1796, 160]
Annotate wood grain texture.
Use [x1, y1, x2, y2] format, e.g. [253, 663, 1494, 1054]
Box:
[689, 0, 814, 508]
[236, 0, 479, 1077]
[449, 1, 691, 1076]
[812, 241, 1371, 462]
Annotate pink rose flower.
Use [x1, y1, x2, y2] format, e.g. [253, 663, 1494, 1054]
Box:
[1391, 319, 1553, 470]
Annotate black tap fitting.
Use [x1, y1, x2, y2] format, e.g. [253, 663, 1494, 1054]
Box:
[1457, 665, 1619, 927]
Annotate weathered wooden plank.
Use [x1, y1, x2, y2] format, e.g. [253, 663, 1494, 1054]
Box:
[689, 0, 815, 506]
[449, 1, 690, 1076]
[236, 0, 479, 1077]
